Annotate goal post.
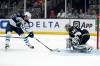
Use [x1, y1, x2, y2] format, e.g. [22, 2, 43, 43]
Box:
[97, 16, 100, 49]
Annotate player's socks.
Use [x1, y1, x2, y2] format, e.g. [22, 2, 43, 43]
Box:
[5, 37, 10, 50]
[24, 38, 34, 49]
[5, 44, 10, 50]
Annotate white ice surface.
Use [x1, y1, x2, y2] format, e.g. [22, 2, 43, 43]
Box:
[0, 34, 100, 66]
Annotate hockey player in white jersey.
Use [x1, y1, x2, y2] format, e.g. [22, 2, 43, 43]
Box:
[65, 24, 92, 52]
[5, 12, 34, 50]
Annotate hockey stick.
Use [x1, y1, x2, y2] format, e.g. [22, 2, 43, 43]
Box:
[0, 35, 60, 52]
[34, 37, 60, 52]
[0, 35, 22, 38]
[34, 37, 53, 51]
[21, 29, 60, 52]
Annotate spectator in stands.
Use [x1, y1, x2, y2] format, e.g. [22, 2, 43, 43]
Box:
[38, 0, 43, 7]
[33, 1, 39, 8]
[72, 9, 79, 18]
[79, 9, 85, 18]
[91, 9, 97, 18]
[57, 9, 65, 18]
[49, 10, 56, 18]
[91, 9, 97, 15]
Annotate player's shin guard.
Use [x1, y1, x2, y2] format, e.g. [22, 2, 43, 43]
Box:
[5, 32, 11, 49]
[23, 37, 34, 49]
[5, 38, 10, 50]
[20, 34, 34, 49]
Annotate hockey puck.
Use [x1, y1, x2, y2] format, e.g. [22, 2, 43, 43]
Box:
[55, 48, 60, 52]
[57, 50, 60, 52]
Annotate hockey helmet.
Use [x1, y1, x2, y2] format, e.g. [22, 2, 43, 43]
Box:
[24, 12, 31, 19]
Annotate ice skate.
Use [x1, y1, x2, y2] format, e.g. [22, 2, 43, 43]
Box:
[27, 44, 34, 49]
[5, 44, 10, 50]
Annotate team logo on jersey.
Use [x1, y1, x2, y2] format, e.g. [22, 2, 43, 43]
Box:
[0, 20, 9, 29]
[73, 21, 80, 28]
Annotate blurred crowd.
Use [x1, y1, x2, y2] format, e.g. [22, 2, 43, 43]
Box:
[0, 0, 99, 19]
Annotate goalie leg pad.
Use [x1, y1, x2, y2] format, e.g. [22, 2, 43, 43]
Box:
[73, 45, 87, 52]
[66, 38, 72, 48]
[73, 45, 93, 53]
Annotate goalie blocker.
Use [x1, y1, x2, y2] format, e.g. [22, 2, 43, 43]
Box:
[65, 24, 92, 52]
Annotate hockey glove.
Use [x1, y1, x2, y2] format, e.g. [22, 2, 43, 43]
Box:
[28, 32, 34, 38]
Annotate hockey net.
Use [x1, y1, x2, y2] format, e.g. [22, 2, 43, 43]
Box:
[87, 16, 100, 49]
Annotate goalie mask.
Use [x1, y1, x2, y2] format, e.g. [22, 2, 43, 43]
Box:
[65, 24, 71, 31]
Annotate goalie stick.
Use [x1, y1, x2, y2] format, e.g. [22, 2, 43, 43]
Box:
[0, 35, 60, 52]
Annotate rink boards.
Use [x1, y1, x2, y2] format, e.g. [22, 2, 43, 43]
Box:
[0, 19, 99, 36]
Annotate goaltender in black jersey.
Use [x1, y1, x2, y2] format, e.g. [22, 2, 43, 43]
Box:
[65, 24, 92, 52]
[5, 12, 34, 50]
